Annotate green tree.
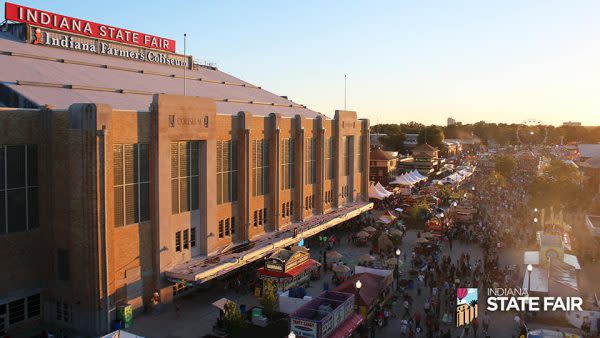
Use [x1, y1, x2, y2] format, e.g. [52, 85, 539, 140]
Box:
[417, 125, 445, 149]
[381, 133, 406, 152]
[223, 301, 243, 331]
[260, 281, 278, 318]
[529, 160, 591, 215]
[494, 155, 516, 178]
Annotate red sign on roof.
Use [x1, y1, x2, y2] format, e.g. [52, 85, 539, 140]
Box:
[5, 2, 176, 52]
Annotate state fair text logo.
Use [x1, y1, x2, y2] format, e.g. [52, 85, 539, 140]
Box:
[456, 288, 478, 327]
[486, 288, 583, 312]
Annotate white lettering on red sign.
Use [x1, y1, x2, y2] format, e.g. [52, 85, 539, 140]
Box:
[5, 2, 175, 52]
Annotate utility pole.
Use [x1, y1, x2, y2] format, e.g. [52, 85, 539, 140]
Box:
[183, 33, 187, 96]
[344, 74, 347, 110]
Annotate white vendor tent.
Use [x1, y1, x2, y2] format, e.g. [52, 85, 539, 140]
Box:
[101, 331, 145, 338]
[523, 251, 581, 270]
[375, 182, 393, 197]
[368, 183, 386, 200]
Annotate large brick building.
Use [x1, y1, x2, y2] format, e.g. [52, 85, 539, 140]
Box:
[0, 4, 371, 336]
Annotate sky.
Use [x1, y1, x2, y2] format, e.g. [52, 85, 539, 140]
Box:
[4, 1, 600, 126]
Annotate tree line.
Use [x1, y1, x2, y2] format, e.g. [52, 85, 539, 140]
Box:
[371, 121, 600, 153]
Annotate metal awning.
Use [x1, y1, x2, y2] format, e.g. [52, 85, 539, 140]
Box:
[165, 202, 373, 284]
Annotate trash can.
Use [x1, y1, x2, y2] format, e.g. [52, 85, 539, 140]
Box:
[116, 304, 133, 328]
[112, 320, 122, 331]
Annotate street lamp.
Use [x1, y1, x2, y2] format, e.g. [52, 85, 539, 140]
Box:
[534, 208, 538, 213]
[527, 264, 533, 294]
[289, 331, 296, 338]
[471, 186, 475, 191]
[355, 280, 362, 290]
[452, 201, 458, 207]
[533, 217, 538, 223]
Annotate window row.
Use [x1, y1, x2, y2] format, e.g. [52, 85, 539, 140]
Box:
[281, 201, 294, 219]
[304, 194, 315, 211]
[305, 138, 316, 184]
[0, 144, 39, 234]
[252, 140, 269, 196]
[341, 185, 350, 198]
[55, 300, 71, 323]
[253, 208, 268, 227]
[281, 138, 295, 190]
[171, 141, 200, 214]
[0, 293, 40, 333]
[358, 135, 364, 172]
[218, 217, 236, 238]
[325, 137, 335, 180]
[114, 144, 150, 226]
[342, 136, 353, 176]
[324, 190, 334, 205]
[175, 227, 197, 252]
[217, 140, 238, 204]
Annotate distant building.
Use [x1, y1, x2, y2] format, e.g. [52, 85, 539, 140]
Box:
[397, 143, 443, 176]
[370, 133, 388, 148]
[443, 139, 462, 157]
[369, 148, 398, 184]
[577, 144, 600, 194]
[447, 117, 457, 126]
[403, 133, 419, 149]
[563, 121, 582, 127]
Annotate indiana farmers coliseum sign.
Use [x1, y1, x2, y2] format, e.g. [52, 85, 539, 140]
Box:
[5, 2, 191, 68]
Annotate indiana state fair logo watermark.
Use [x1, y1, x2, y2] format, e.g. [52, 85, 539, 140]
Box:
[456, 288, 478, 327]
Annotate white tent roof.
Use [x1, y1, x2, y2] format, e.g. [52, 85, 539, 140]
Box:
[523, 251, 581, 270]
[390, 175, 414, 186]
[368, 183, 387, 200]
[411, 170, 427, 180]
[522, 266, 549, 293]
[101, 331, 145, 338]
[406, 172, 421, 183]
[375, 182, 393, 196]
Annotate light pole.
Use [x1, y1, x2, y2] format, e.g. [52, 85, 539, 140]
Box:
[527, 264, 533, 294]
[355, 280, 362, 314]
[395, 249, 401, 290]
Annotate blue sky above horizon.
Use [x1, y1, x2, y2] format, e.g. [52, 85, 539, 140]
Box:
[4, 1, 599, 126]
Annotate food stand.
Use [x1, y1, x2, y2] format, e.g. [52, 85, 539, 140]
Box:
[335, 270, 393, 320]
[290, 291, 363, 338]
[257, 247, 321, 292]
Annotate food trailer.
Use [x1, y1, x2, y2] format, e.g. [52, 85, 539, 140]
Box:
[257, 247, 321, 292]
[290, 291, 363, 338]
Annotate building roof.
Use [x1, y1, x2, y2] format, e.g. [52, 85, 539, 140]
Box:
[0, 32, 321, 117]
[413, 143, 438, 152]
[370, 148, 396, 161]
[335, 273, 385, 307]
[578, 144, 600, 158]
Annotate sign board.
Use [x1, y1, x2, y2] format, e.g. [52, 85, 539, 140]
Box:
[5, 2, 175, 52]
[26, 26, 190, 68]
[291, 318, 318, 338]
[265, 263, 283, 272]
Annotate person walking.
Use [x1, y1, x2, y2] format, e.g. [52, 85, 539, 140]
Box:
[482, 311, 490, 335]
[471, 317, 479, 337]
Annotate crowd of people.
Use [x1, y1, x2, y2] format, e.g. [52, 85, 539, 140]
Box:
[359, 153, 541, 337]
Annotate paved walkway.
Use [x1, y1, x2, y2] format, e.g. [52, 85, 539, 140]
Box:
[129, 228, 583, 337]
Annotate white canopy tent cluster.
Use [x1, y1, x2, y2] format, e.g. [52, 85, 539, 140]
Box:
[389, 170, 428, 186]
[368, 182, 394, 200]
[434, 166, 475, 185]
